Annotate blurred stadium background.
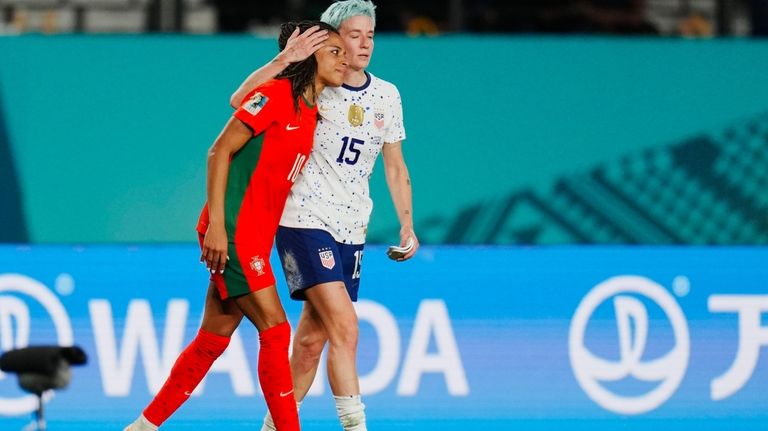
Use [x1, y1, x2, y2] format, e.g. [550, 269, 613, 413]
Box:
[2, 1, 768, 430]
[0, 0, 767, 36]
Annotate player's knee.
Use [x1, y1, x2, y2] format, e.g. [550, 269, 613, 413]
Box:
[295, 332, 326, 362]
[202, 321, 238, 338]
[194, 329, 231, 359]
[328, 321, 358, 352]
[258, 308, 289, 330]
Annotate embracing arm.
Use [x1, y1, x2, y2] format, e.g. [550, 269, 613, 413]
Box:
[229, 59, 289, 109]
[382, 141, 419, 260]
[201, 118, 254, 273]
[229, 26, 329, 108]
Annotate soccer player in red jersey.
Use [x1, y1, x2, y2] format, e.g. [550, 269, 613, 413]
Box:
[124, 21, 347, 431]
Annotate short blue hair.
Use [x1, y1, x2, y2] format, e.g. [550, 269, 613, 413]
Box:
[320, 0, 377, 30]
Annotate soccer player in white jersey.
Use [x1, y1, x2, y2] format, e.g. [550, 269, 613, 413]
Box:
[229, 1, 417, 430]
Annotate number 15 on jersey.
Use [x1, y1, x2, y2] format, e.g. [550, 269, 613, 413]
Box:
[337, 136, 365, 165]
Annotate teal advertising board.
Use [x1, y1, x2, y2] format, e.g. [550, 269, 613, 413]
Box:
[1, 36, 767, 244]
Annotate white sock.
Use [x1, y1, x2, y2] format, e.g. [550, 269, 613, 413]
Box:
[124, 415, 158, 431]
[334, 394, 366, 431]
[261, 400, 302, 431]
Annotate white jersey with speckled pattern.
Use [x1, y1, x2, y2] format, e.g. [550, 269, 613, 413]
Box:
[278, 71, 406, 244]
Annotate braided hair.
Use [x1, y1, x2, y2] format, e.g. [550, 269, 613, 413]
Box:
[276, 21, 340, 111]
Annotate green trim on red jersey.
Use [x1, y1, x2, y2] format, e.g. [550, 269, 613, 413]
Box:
[301, 94, 314, 109]
[221, 134, 265, 296]
[224, 134, 265, 236]
[223, 241, 249, 298]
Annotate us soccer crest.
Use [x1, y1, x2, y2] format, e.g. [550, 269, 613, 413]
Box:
[318, 248, 336, 270]
[374, 111, 385, 129]
[250, 255, 266, 275]
[348, 104, 364, 127]
[244, 93, 268, 115]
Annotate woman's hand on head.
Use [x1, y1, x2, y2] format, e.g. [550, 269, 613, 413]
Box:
[278, 25, 330, 64]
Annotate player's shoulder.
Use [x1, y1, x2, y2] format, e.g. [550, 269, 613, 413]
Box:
[255, 78, 292, 97]
[368, 72, 401, 96]
[241, 78, 290, 101]
[317, 72, 400, 105]
[320, 85, 345, 102]
[239, 78, 292, 110]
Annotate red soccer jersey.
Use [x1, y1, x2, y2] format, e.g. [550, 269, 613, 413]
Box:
[197, 79, 317, 298]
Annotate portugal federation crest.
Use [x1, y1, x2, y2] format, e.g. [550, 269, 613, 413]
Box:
[250, 255, 266, 275]
[318, 248, 336, 270]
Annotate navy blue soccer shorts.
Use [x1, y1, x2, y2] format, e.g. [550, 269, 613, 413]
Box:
[275, 226, 365, 301]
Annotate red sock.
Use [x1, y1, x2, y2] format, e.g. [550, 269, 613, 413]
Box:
[258, 322, 300, 431]
[143, 328, 230, 426]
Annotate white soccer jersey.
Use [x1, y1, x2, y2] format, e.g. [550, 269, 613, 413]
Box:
[279, 72, 406, 244]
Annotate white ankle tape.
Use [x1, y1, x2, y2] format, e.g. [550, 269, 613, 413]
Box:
[334, 395, 366, 431]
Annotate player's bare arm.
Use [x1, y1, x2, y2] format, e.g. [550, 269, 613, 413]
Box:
[382, 141, 419, 261]
[201, 117, 253, 272]
[229, 25, 329, 108]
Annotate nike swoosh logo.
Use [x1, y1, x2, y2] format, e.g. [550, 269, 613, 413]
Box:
[279, 390, 294, 397]
[184, 391, 193, 396]
[286, 124, 300, 131]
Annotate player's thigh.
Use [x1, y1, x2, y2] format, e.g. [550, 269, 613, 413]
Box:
[304, 281, 358, 334]
[233, 284, 288, 332]
[200, 281, 244, 337]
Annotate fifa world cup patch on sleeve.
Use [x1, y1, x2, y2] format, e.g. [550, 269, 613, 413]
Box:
[243, 93, 268, 115]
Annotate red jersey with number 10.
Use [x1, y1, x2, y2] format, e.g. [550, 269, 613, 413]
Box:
[196, 79, 317, 296]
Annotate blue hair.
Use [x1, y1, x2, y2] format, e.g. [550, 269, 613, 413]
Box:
[320, 0, 377, 30]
